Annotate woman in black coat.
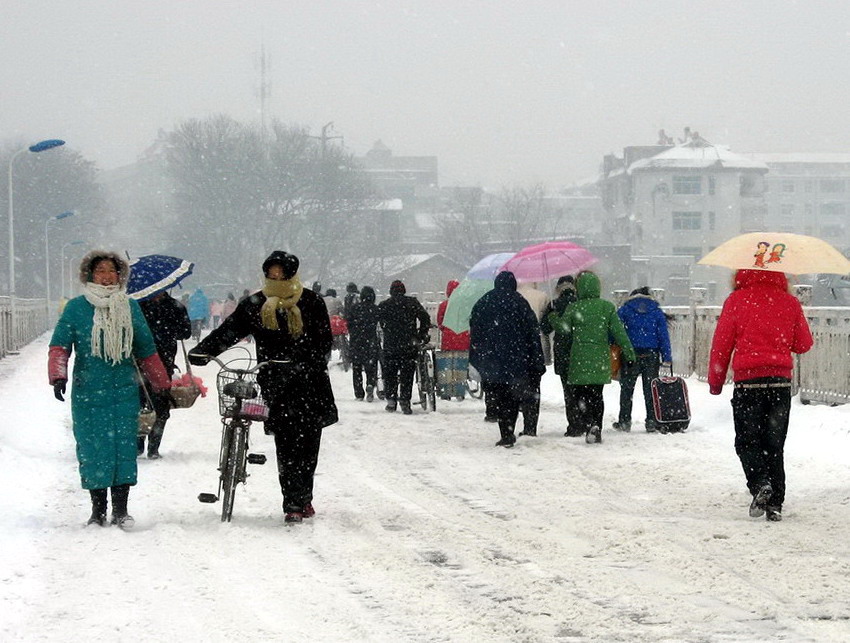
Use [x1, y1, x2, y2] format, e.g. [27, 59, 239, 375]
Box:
[189, 251, 338, 523]
[346, 285, 381, 401]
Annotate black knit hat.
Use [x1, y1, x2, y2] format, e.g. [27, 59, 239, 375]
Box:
[262, 251, 299, 278]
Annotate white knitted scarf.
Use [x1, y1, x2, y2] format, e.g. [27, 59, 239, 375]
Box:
[83, 283, 134, 365]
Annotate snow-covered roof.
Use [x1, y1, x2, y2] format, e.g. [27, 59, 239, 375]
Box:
[629, 142, 768, 173]
[745, 152, 850, 165]
[379, 254, 439, 275]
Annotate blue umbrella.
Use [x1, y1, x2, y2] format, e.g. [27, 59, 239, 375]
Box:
[466, 252, 516, 280]
[127, 254, 195, 301]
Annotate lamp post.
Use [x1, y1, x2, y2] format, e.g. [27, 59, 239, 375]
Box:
[7, 138, 65, 349]
[44, 211, 75, 321]
[61, 240, 84, 300]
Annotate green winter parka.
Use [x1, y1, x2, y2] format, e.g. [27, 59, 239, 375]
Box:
[51, 296, 158, 489]
[547, 272, 636, 385]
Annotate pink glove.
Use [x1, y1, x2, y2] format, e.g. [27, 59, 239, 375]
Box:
[139, 353, 171, 392]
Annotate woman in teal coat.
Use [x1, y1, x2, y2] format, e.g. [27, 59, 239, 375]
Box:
[48, 250, 170, 529]
[548, 271, 635, 443]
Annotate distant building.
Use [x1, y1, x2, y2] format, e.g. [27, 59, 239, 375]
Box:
[746, 153, 850, 249]
[600, 137, 768, 302]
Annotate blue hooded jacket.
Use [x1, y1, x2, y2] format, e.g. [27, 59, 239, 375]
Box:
[617, 294, 672, 362]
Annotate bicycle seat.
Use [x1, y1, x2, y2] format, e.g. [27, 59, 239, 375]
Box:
[223, 380, 258, 400]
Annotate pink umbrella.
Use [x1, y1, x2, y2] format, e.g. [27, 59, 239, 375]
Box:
[500, 241, 598, 283]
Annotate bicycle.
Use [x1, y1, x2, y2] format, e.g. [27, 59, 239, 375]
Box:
[415, 340, 438, 413]
[196, 354, 280, 522]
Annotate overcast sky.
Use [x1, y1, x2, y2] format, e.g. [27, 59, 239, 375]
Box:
[3, 1, 850, 188]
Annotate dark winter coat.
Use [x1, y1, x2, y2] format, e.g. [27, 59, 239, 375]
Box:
[346, 287, 381, 364]
[540, 285, 578, 377]
[140, 293, 192, 376]
[617, 294, 672, 363]
[377, 292, 431, 358]
[469, 271, 545, 385]
[708, 269, 813, 393]
[343, 291, 360, 319]
[191, 289, 338, 432]
[548, 271, 635, 385]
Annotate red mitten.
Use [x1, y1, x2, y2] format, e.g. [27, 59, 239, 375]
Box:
[48, 346, 70, 385]
[709, 384, 722, 396]
[139, 353, 171, 392]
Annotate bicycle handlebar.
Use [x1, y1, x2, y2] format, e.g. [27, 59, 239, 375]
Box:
[193, 354, 292, 374]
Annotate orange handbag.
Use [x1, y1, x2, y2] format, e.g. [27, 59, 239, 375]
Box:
[610, 344, 622, 380]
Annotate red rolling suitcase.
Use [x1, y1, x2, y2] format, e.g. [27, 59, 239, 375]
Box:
[650, 364, 690, 433]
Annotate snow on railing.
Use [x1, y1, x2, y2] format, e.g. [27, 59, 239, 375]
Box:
[0, 297, 49, 358]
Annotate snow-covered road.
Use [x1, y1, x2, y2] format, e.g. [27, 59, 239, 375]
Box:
[1, 335, 849, 641]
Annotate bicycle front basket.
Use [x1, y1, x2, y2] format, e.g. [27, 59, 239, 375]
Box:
[216, 370, 269, 422]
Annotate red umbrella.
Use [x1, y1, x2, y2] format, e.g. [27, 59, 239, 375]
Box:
[500, 241, 597, 282]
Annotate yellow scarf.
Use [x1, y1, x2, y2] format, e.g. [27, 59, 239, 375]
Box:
[261, 275, 304, 336]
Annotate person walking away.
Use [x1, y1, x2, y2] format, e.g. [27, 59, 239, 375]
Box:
[343, 282, 360, 319]
[209, 299, 223, 329]
[540, 276, 580, 436]
[222, 292, 238, 319]
[469, 271, 545, 447]
[189, 251, 338, 524]
[324, 289, 349, 369]
[436, 280, 470, 401]
[548, 271, 635, 444]
[48, 250, 170, 529]
[346, 285, 381, 401]
[377, 280, 431, 414]
[615, 287, 672, 433]
[515, 281, 550, 436]
[137, 290, 192, 459]
[187, 287, 209, 340]
[708, 269, 812, 522]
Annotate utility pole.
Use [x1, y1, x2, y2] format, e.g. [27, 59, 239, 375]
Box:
[255, 44, 272, 144]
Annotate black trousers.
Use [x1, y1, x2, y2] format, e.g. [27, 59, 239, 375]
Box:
[351, 358, 378, 398]
[484, 381, 522, 434]
[268, 413, 324, 514]
[558, 375, 582, 434]
[518, 376, 541, 433]
[383, 353, 416, 402]
[572, 384, 604, 434]
[618, 350, 660, 427]
[731, 377, 791, 506]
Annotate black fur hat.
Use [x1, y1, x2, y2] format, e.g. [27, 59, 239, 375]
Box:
[262, 251, 299, 278]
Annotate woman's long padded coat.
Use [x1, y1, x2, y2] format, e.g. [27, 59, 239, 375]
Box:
[192, 288, 338, 432]
[549, 271, 636, 386]
[50, 296, 159, 490]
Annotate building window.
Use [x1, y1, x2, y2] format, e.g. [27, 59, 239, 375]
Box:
[820, 179, 845, 193]
[672, 211, 702, 230]
[804, 203, 813, 216]
[820, 202, 846, 216]
[779, 203, 796, 231]
[672, 246, 703, 260]
[781, 180, 795, 193]
[804, 180, 813, 193]
[672, 175, 702, 195]
[708, 211, 715, 230]
[708, 176, 716, 195]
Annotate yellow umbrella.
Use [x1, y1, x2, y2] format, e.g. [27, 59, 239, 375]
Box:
[698, 232, 850, 275]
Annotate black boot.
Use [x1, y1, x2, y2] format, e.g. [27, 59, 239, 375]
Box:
[110, 484, 135, 530]
[495, 423, 516, 448]
[88, 488, 108, 526]
[137, 437, 145, 456]
[147, 421, 165, 459]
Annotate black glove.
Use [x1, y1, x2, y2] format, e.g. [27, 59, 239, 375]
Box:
[187, 352, 211, 366]
[53, 379, 67, 402]
[419, 334, 431, 345]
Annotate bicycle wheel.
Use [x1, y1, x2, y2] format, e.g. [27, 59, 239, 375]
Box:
[425, 350, 437, 412]
[416, 353, 428, 410]
[221, 421, 248, 522]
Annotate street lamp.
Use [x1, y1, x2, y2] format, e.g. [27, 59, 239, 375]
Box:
[7, 138, 65, 349]
[61, 240, 84, 300]
[44, 210, 75, 321]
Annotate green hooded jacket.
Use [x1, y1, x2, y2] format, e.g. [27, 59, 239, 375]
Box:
[547, 272, 635, 385]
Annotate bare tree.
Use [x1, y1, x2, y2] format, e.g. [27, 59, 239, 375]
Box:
[434, 187, 490, 266]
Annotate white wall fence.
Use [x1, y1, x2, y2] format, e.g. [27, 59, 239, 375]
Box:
[664, 303, 850, 406]
[0, 297, 49, 358]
